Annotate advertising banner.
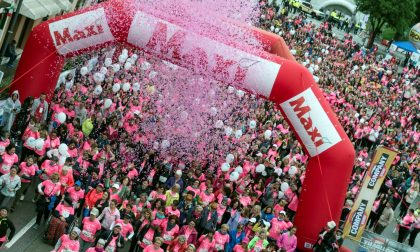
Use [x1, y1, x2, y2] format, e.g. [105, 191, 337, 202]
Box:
[343, 146, 399, 241]
[357, 231, 418, 252]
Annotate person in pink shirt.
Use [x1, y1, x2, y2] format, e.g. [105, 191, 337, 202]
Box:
[45, 197, 75, 244]
[398, 209, 416, 243]
[40, 156, 60, 181]
[85, 238, 106, 252]
[0, 132, 10, 155]
[214, 224, 230, 251]
[160, 215, 179, 248]
[52, 227, 81, 252]
[199, 187, 215, 206]
[12, 156, 37, 211]
[277, 227, 297, 252]
[66, 181, 84, 209]
[233, 237, 249, 252]
[165, 201, 181, 218]
[80, 208, 102, 252]
[268, 211, 289, 242]
[143, 237, 164, 252]
[35, 173, 61, 228]
[197, 230, 216, 252]
[0, 145, 18, 175]
[113, 213, 135, 241]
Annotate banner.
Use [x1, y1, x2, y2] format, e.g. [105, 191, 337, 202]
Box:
[358, 231, 418, 252]
[343, 146, 399, 241]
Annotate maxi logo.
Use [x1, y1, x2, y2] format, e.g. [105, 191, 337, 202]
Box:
[280, 89, 342, 157]
[349, 199, 368, 237]
[367, 154, 389, 190]
[49, 8, 114, 55]
[127, 11, 281, 97]
[289, 96, 323, 148]
[53, 24, 104, 46]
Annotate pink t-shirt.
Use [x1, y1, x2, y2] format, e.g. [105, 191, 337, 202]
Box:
[197, 236, 216, 252]
[115, 219, 134, 239]
[41, 160, 59, 178]
[143, 245, 164, 252]
[80, 217, 101, 242]
[66, 187, 85, 204]
[0, 153, 18, 174]
[56, 234, 80, 252]
[214, 231, 230, 251]
[269, 218, 289, 240]
[41, 180, 61, 197]
[55, 203, 74, 218]
[19, 162, 37, 183]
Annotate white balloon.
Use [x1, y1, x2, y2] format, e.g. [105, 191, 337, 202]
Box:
[122, 82, 131, 92]
[249, 120, 257, 129]
[256, 164, 265, 173]
[161, 140, 170, 149]
[274, 167, 283, 176]
[262, 171, 267, 176]
[132, 82, 140, 92]
[234, 166, 243, 174]
[35, 138, 44, 151]
[304, 52, 309, 57]
[264, 130, 272, 139]
[308, 67, 314, 74]
[100, 67, 108, 75]
[288, 166, 298, 176]
[274, 27, 280, 33]
[27, 137, 36, 148]
[215, 120, 224, 129]
[93, 72, 105, 84]
[56, 112, 66, 124]
[227, 86, 235, 93]
[149, 71, 158, 79]
[281, 182, 289, 192]
[112, 64, 121, 72]
[131, 54, 138, 61]
[270, 26, 275, 31]
[210, 107, 218, 116]
[235, 130, 243, 139]
[94, 85, 103, 95]
[229, 172, 240, 182]
[141, 61, 151, 70]
[317, 57, 322, 63]
[104, 99, 113, 109]
[225, 127, 233, 136]
[80, 67, 88, 76]
[118, 54, 127, 64]
[104, 58, 112, 67]
[58, 143, 68, 155]
[221, 163, 230, 172]
[290, 49, 296, 55]
[226, 154, 235, 163]
[278, 191, 284, 199]
[353, 65, 359, 71]
[236, 90, 245, 98]
[112, 83, 121, 93]
[124, 62, 132, 70]
[290, 29, 295, 35]
[122, 49, 128, 55]
[313, 76, 320, 83]
[59, 156, 67, 166]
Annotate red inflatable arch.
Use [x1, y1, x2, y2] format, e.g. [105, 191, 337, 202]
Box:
[10, 0, 354, 250]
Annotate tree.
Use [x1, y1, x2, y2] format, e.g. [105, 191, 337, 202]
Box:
[356, 0, 417, 48]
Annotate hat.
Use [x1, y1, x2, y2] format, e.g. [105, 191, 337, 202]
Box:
[72, 227, 81, 236]
[279, 211, 286, 216]
[112, 184, 120, 190]
[124, 212, 135, 220]
[97, 238, 106, 245]
[90, 208, 99, 216]
[262, 220, 271, 229]
[249, 218, 257, 223]
[175, 170, 182, 176]
[75, 181, 82, 187]
[97, 183, 104, 188]
[327, 221, 336, 229]
[273, 144, 278, 148]
[242, 237, 250, 243]
[114, 223, 123, 229]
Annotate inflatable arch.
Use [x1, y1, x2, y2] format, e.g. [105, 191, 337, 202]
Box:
[10, 0, 354, 250]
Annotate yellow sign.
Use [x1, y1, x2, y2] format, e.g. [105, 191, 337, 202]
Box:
[343, 146, 399, 241]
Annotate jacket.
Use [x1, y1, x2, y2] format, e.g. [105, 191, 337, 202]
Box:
[0, 217, 15, 240]
[30, 98, 49, 122]
[199, 207, 218, 232]
[377, 207, 393, 226]
[99, 230, 124, 251]
[0, 174, 21, 197]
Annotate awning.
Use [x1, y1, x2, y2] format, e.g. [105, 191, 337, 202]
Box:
[3, 0, 72, 20]
[392, 41, 419, 53]
[56, 0, 73, 12]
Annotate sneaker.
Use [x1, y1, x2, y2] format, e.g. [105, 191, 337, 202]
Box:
[33, 224, 39, 230]
[32, 198, 36, 203]
[20, 195, 24, 201]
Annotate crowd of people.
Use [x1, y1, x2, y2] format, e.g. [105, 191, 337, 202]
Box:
[0, 1, 417, 252]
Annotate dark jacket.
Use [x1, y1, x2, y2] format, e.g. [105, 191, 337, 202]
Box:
[99, 230, 125, 251]
[199, 207, 218, 232]
[0, 217, 15, 240]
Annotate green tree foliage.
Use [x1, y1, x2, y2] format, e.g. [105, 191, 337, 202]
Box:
[356, 0, 417, 47]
